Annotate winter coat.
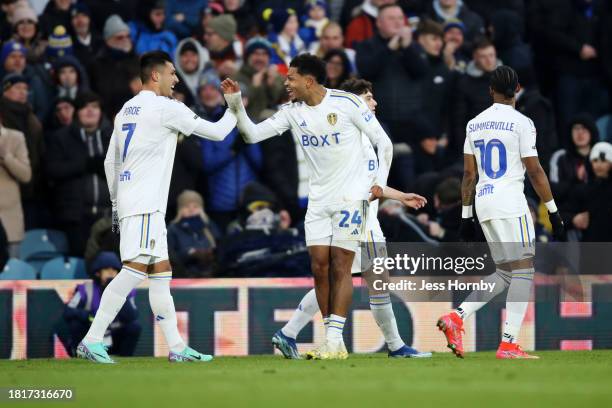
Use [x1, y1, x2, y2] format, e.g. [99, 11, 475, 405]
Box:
[129, 20, 178, 56]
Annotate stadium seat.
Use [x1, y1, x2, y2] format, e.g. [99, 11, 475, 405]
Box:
[0, 259, 37, 280]
[596, 115, 611, 142]
[40, 257, 86, 280]
[19, 229, 69, 271]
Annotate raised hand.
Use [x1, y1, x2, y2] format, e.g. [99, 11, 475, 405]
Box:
[220, 78, 240, 95]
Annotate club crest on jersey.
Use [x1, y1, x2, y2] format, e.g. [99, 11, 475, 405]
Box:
[327, 113, 338, 126]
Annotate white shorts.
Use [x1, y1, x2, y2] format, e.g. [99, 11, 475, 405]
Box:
[480, 212, 536, 264]
[305, 200, 368, 253]
[119, 212, 169, 263]
[352, 228, 386, 274]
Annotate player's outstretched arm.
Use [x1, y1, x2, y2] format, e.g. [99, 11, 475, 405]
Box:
[221, 78, 288, 143]
[369, 185, 427, 210]
[523, 157, 566, 241]
[162, 98, 237, 142]
[191, 109, 237, 141]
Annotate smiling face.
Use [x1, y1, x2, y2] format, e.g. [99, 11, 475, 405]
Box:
[154, 61, 179, 97]
[284, 67, 312, 102]
[179, 49, 199, 73]
[16, 19, 37, 41]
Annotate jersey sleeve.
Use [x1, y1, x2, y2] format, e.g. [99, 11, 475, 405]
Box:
[224, 92, 291, 143]
[519, 118, 538, 158]
[463, 125, 474, 155]
[161, 99, 199, 136]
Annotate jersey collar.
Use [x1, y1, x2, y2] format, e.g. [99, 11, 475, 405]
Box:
[492, 102, 514, 110]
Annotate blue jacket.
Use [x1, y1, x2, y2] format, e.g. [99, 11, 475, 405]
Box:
[199, 105, 263, 212]
[165, 0, 207, 39]
[129, 21, 178, 56]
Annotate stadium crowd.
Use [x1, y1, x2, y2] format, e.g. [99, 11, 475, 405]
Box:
[0, 0, 611, 279]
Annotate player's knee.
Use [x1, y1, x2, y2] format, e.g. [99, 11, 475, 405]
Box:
[311, 259, 329, 278]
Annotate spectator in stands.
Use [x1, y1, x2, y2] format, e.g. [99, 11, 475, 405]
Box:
[423, 0, 484, 52]
[46, 92, 111, 256]
[310, 21, 356, 72]
[0, 73, 45, 230]
[173, 38, 209, 108]
[168, 134, 204, 220]
[323, 49, 352, 89]
[61, 251, 140, 357]
[89, 14, 139, 117]
[356, 4, 429, 146]
[1, 0, 22, 42]
[233, 37, 285, 123]
[197, 76, 263, 231]
[344, 0, 396, 49]
[562, 142, 612, 242]
[205, 14, 240, 76]
[194, 1, 225, 47]
[39, 0, 72, 37]
[129, 0, 178, 56]
[84, 216, 120, 266]
[299, 0, 330, 47]
[412, 118, 450, 175]
[70, 3, 102, 69]
[442, 19, 469, 72]
[545, 0, 609, 129]
[417, 19, 452, 136]
[52, 55, 90, 101]
[265, 8, 307, 74]
[463, 0, 524, 23]
[515, 68, 557, 172]
[10, 4, 47, 64]
[0, 110, 31, 257]
[47, 96, 74, 133]
[168, 190, 220, 278]
[1, 40, 51, 121]
[165, 0, 207, 39]
[416, 177, 461, 241]
[489, 10, 533, 73]
[451, 39, 500, 155]
[550, 114, 599, 207]
[223, 0, 258, 39]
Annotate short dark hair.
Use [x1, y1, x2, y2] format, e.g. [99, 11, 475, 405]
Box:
[339, 78, 372, 95]
[140, 51, 173, 83]
[289, 54, 326, 84]
[435, 177, 461, 206]
[473, 37, 495, 52]
[490, 65, 519, 98]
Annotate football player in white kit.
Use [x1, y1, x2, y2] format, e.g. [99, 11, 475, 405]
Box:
[270, 78, 431, 359]
[437, 66, 566, 359]
[77, 51, 237, 364]
[221, 55, 393, 359]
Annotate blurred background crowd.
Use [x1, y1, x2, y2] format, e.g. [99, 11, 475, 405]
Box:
[0, 0, 611, 280]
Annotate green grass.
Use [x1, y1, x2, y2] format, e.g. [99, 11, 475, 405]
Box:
[1, 351, 611, 408]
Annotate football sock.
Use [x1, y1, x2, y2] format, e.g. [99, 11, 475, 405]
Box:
[323, 316, 330, 335]
[149, 275, 185, 353]
[502, 268, 534, 343]
[281, 289, 319, 339]
[84, 267, 145, 344]
[369, 294, 404, 352]
[326, 314, 346, 343]
[456, 268, 512, 320]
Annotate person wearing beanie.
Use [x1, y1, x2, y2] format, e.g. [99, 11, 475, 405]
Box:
[129, 0, 178, 56]
[46, 25, 73, 60]
[61, 251, 141, 357]
[300, 0, 329, 46]
[264, 8, 306, 73]
[167, 190, 220, 277]
[47, 95, 75, 133]
[69, 2, 103, 68]
[173, 37, 210, 107]
[442, 18, 469, 72]
[561, 141, 612, 242]
[550, 113, 600, 208]
[46, 91, 113, 256]
[10, 4, 47, 64]
[88, 14, 139, 117]
[233, 36, 285, 122]
[53, 55, 90, 100]
[39, 0, 72, 37]
[206, 13, 240, 70]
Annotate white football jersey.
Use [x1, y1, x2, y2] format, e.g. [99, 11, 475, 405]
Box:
[107, 90, 201, 219]
[362, 133, 384, 240]
[268, 89, 386, 206]
[464, 103, 538, 221]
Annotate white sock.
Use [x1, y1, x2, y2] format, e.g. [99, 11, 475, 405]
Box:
[502, 268, 534, 343]
[369, 294, 404, 352]
[326, 314, 346, 343]
[149, 275, 185, 353]
[281, 289, 319, 339]
[84, 267, 145, 343]
[457, 268, 512, 320]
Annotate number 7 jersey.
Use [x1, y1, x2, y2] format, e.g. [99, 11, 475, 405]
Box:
[106, 90, 201, 220]
[464, 103, 538, 221]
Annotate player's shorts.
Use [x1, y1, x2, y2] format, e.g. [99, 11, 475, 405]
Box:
[305, 200, 368, 253]
[480, 212, 536, 264]
[352, 229, 386, 274]
[119, 212, 169, 263]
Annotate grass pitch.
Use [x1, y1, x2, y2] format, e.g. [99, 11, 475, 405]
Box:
[1, 351, 611, 408]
